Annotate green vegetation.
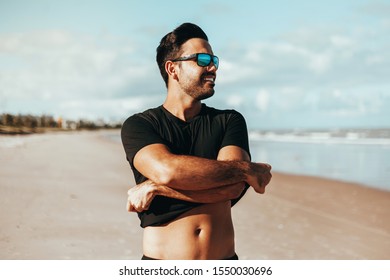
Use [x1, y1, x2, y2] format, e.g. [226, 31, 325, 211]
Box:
[0, 113, 121, 135]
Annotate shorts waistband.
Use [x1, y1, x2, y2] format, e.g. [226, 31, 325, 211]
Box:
[141, 253, 239, 260]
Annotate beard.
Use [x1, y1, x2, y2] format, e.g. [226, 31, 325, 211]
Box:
[180, 75, 215, 101]
[191, 88, 215, 101]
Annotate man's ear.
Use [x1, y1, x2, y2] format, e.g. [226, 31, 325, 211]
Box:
[165, 61, 178, 81]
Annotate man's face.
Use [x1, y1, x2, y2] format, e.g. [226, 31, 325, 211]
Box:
[174, 38, 218, 101]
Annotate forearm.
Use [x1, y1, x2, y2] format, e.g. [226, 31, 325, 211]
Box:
[157, 154, 250, 191]
[154, 181, 246, 204]
[165, 155, 271, 194]
[127, 179, 247, 212]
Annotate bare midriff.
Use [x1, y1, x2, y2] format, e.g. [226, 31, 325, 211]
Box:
[142, 201, 235, 260]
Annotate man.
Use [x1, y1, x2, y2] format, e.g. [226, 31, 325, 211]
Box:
[121, 23, 272, 260]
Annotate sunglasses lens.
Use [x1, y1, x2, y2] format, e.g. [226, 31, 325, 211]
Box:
[197, 54, 211, 67]
[212, 56, 219, 69]
[197, 54, 219, 69]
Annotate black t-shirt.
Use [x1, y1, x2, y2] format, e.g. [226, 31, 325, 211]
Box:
[121, 104, 251, 228]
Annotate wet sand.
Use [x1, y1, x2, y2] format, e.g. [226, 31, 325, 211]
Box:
[0, 130, 389, 259]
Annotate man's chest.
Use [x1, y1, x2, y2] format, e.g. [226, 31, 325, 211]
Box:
[158, 120, 225, 159]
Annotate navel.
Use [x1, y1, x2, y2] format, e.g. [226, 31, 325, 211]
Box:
[194, 228, 202, 236]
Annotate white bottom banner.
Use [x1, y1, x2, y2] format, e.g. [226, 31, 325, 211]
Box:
[0, 260, 389, 280]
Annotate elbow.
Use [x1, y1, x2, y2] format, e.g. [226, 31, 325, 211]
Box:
[149, 164, 175, 187]
[149, 154, 185, 187]
[133, 144, 181, 186]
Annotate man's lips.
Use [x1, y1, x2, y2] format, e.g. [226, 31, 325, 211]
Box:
[203, 75, 216, 83]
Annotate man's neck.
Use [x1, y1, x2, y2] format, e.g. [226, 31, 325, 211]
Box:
[163, 93, 202, 122]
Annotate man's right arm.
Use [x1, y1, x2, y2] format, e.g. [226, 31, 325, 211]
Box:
[133, 143, 271, 193]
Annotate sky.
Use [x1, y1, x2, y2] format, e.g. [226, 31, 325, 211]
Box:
[0, 0, 389, 130]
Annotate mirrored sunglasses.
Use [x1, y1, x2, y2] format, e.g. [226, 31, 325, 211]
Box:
[171, 53, 219, 69]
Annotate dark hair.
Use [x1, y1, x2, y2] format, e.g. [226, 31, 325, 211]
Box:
[156, 23, 208, 87]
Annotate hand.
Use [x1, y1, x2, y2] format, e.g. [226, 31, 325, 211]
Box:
[126, 180, 157, 212]
[246, 162, 272, 194]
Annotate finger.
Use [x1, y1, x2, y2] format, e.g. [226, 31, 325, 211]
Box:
[266, 172, 272, 183]
[260, 189, 265, 194]
[261, 163, 271, 171]
[257, 163, 271, 173]
[126, 200, 132, 212]
[135, 207, 146, 212]
[261, 174, 272, 188]
[131, 204, 140, 212]
[256, 186, 265, 194]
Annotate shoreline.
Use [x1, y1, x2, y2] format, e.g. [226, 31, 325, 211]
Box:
[0, 130, 389, 259]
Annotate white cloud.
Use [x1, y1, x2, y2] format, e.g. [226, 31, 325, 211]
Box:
[307, 51, 333, 73]
[0, 30, 161, 120]
[217, 59, 260, 85]
[255, 90, 270, 112]
[218, 17, 390, 126]
[330, 35, 354, 48]
[225, 95, 243, 107]
[58, 96, 163, 121]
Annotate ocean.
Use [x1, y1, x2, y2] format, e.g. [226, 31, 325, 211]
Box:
[109, 127, 390, 192]
[249, 129, 390, 192]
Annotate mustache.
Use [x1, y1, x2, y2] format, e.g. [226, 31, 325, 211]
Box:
[201, 72, 216, 78]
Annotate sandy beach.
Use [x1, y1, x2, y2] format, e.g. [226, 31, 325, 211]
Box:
[0, 130, 389, 260]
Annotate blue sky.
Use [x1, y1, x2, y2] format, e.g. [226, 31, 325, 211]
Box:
[1, 0, 389, 130]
